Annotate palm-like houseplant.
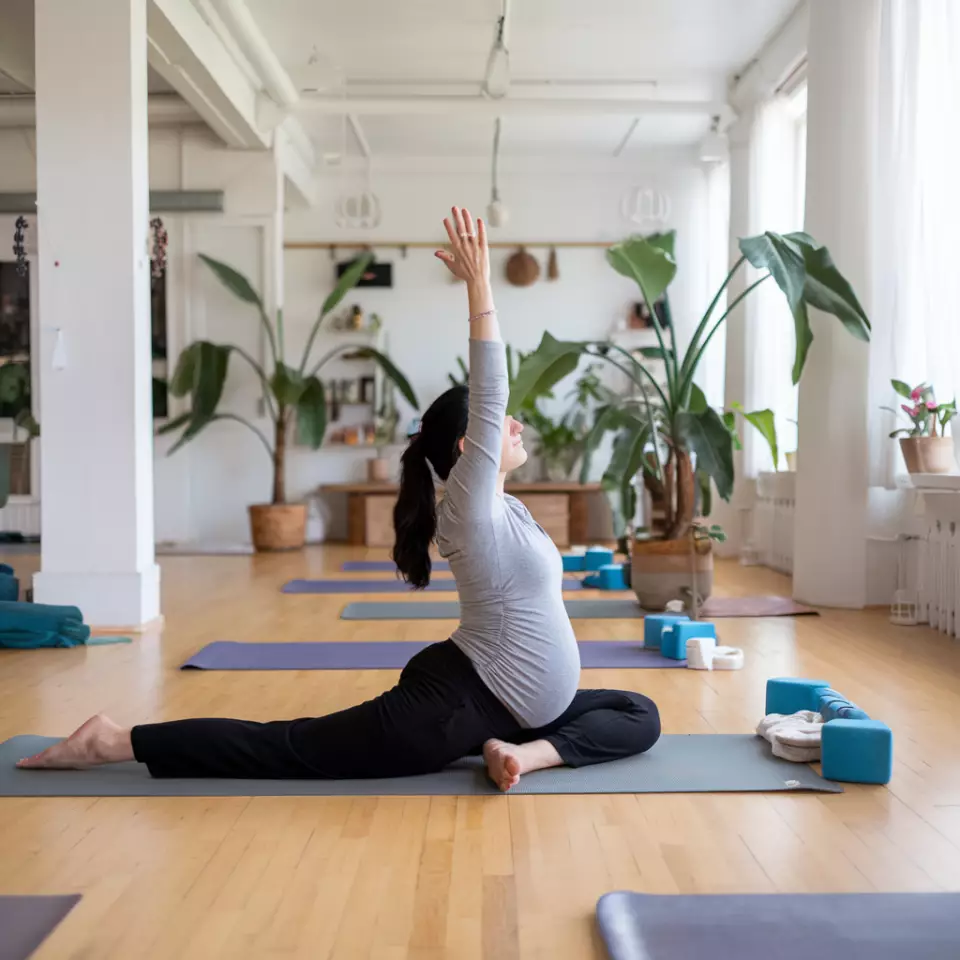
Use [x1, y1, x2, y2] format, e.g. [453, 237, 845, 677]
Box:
[508, 230, 869, 607]
[160, 252, 418, 550]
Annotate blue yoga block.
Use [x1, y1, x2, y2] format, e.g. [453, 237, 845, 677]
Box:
[821, 719, 894, 784]
[766, 677, 831, 715]
[643, 614, 688, 651]
[562, 554, 586, 572]
[598, 564, 626, 590]
[585, 547, 615, 571]
[662, 620, 716, 660]
[582, 573, 601, 588]
[0, 575, 18, 602]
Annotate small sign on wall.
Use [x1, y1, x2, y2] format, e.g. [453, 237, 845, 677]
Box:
[337, 259, 393, 288]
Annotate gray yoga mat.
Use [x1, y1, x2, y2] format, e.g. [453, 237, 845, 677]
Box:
[0, 895, 81, 960]
[283, 577, 584, 594]
[180, 640, 686, 670]
[340, 596, 813, 620]
[342, 560, 451, 573]
[0, 734, 839, 798]
[341, 599, 642, 620]
[596, 891, 960, 960]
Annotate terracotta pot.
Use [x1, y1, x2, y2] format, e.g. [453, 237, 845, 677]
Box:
[248, 503, 307, 551]
[367, 457, 392, 482]
[899, 437, 955, 474]
[631, 537, 713, 611]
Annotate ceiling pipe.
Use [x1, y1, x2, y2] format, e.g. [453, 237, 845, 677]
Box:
[0, 94, 202, 128]
[210, 0, 300, 107]
[297, 96, 729, 118]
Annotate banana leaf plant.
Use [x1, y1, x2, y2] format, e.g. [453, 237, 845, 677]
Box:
[507, 229, 869, 540]
[160, 253, 419, 504]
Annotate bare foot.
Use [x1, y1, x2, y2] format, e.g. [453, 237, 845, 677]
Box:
[16, 715, 133, 770]
[483, 739, 523, 792]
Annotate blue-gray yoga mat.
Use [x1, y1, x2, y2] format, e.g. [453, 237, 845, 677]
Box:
[341, 599, 642, 620]
[0, 895, 81, 960]
[283, 577, 584, 594]
[596, 891, 960, 960]
[180, 640, 686, 670]
[342, 560, 451, 573]
[0, 735, 839, 797]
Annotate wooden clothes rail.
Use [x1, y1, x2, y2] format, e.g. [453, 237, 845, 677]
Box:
[285, 240, 615, 251]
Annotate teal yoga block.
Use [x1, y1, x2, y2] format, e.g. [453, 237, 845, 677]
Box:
[643, 614, 688, 650]
[562, 554, 586, 572]
[662, 620, 716, 660]
[766, 677, 830, 715]
[821, 719, 894, 784]
[585, 547, 614, 571]
[598, 564, 626, 590]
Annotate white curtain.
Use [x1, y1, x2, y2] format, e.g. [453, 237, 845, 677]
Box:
[868, 0, 960, 487]
[698, 161, 730, 410]
[742, 93, 806, 474]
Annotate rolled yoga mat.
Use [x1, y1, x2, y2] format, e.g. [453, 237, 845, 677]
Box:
[342, 560, 451, 573]
[596, 891, 960, 960]
[0, 734, 839, 798]
[340, 596, 816, 620]
[180, 640, 686, 670]
[283, 577, 585, 594]
[0, 895, 82, 960]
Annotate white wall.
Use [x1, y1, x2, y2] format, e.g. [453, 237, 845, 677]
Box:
[0, 125, 713, 545]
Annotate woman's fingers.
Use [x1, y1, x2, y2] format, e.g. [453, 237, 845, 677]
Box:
[442, 217, 459, 248]
[452, 206, 467, 239]
[462, 208, 475, 238]
[435, 250, 455, 266]
[476, 216, 487, 250]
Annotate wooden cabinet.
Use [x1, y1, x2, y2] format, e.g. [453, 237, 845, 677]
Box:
[321, 482, 601, 548]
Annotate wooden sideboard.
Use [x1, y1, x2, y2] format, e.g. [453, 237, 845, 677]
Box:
[319, 481, 603, 548]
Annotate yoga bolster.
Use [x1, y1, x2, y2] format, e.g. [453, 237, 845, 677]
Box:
[818, 689, 870, 722]
[643, 613, 688, 651]
[0, 574, 19, 602]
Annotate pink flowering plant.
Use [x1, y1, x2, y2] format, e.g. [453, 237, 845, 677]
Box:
[885, 380, 957, 438]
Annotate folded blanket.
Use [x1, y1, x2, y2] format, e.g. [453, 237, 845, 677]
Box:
[0, 600, 91, 648]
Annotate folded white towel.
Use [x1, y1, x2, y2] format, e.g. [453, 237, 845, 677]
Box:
[711, 646, 744, 670]
[756, 710, 824, 763]
[686, 636, 717, 670]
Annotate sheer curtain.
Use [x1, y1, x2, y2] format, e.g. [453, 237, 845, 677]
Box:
[698, 161, 730, 411]
[868, 0, 960, 487]
[742, 90, 807, 474]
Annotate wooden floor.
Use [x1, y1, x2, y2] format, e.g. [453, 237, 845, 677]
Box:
[2, 548, 960, 959]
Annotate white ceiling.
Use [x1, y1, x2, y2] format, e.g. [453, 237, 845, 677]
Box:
[0, 0, 799, 158]
[247, 0, 798, 158]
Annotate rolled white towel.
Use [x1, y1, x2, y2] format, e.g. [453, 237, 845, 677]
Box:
[665, 599, 686, 613]
[686, 636, 717, 670]
[711, 646, 744, 670]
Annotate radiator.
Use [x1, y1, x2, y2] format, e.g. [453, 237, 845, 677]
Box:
[753, 472, 796, 574]
[918, 517, 960, 638]
[0, 499, 41, 536]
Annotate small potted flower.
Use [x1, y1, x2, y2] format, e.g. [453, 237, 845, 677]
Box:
[885, 380, 957, 474]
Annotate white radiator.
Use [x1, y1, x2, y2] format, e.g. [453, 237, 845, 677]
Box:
[752, 472, 796, 574]
[0, 499, 41, 537]
[918, 513, 960, 638]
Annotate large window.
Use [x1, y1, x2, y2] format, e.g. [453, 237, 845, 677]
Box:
[0, 261, 33, 496]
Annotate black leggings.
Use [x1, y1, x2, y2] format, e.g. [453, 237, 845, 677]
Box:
[131, 640, 661, 779]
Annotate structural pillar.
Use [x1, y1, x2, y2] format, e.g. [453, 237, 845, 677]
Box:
[793, 0, 878, 607]
[33, 0, 160, 626]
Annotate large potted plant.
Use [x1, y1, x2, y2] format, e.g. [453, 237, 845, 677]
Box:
[884, 380, 956, 474]
[508, 230, 870, 608]
[161, 253, 418, 551]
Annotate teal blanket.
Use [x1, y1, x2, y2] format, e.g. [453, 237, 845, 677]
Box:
[0, 601, 90, 648]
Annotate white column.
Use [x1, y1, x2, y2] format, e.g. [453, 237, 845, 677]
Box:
[712, 112, 755, 557]
[33, 0, 160, 627]
[793, 0, 878, 607]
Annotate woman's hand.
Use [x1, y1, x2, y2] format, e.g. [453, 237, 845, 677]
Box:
[436, 207, 490, 288]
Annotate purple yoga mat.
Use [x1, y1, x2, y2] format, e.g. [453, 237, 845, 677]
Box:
[282, 577, 585, 594]
[0, 895, 81, 960]
[181, 640, 686, 670]
[342, 560, 451, 573]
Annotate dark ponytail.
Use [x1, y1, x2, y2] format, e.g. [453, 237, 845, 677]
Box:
[392, 385, 469, 588]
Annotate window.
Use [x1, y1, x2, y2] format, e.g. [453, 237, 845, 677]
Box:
[0, 261, 33, 496]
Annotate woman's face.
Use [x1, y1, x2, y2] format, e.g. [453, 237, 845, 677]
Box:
[499, 415, 527, 473]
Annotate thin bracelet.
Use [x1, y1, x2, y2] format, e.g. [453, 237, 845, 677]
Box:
[468, 308, 497, 323]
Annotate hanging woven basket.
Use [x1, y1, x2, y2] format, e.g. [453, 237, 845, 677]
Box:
[505, 246, 540, 286]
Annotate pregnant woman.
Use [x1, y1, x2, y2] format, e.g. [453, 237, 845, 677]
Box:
[18, 207, 660, 791]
